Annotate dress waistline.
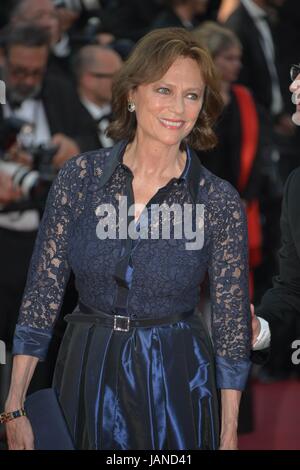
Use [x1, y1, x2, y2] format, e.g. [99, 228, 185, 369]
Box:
[64, 300, 194, 332]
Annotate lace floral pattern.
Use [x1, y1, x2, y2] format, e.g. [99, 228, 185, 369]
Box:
[17, 146, 251, 363]
[206, 178, 251, 361]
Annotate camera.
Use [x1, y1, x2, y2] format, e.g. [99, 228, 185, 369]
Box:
[0, 117, 58, 210]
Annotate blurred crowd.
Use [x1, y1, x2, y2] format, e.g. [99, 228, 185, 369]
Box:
[0, 0, 300, 428]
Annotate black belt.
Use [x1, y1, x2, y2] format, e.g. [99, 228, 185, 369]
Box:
[64, 300, 194, 332]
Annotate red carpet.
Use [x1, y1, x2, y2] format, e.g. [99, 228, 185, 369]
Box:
[238, 379, 300, 450]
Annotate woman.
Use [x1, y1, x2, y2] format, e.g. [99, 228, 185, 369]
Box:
[193, 22, 264, 298]
[3, 28, 251, 450]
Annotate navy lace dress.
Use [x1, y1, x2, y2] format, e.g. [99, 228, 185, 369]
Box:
[13, 140, 251, 450]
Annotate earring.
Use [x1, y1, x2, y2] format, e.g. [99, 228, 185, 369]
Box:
[128, 101, 136, 112]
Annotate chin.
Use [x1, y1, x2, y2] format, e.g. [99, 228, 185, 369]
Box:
[159, 136, 184, 147]
[158, 129, 191, 147]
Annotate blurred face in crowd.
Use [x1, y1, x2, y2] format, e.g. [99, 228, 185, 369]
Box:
[12, 0, 60, 46]
[128, 56, 205, 149]
[173, 0, 208, 18]
[55, 6, 80, 34]
[214, 45, 242, 84]
[81, 49, 123, 106]
[4, 45, 49, 105]
[192, 0, 209, 15]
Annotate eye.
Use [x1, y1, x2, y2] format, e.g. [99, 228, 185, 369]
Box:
[186, 93, 199, 101]
[156, 87, 170, 95]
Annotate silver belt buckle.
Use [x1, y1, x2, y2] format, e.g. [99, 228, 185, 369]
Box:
[113, 315, 130, 332]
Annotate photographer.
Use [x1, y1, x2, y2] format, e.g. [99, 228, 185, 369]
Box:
[9, 0, 108, 80]
[0, 172, 21, 205]
[251, 65, 300, 379]
[0, 24, 90, 412]
[1, 25, 81, 169]
[74, 45, 122, 150]
[10, 0, 70, 79]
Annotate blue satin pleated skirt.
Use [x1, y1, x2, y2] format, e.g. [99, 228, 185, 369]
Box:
[52, 310, 220, 450]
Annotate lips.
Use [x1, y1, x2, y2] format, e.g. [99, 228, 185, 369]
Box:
[159, 118, 184, 129]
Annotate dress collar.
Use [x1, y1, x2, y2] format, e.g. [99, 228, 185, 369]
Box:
[98, 140, 202, 203]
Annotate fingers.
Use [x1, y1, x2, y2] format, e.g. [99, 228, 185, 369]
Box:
[51, 134, 79, 169]
[8, 444, 33, 450]
[6, 417, 35, 451]
[8, 144, 33, 166]
[250, 303, 255, 317]
[24, 441, 35, 450]
[8, 437, 34, 450]
[0, 173, 22, 204]
[23, 432, 35, 450]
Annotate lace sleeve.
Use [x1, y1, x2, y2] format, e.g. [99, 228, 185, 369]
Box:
[208, 179, 251, 390]
[13, 155, 89, 360]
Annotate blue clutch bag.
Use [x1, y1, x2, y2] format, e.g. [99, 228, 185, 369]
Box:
[25, 388, 75, 450]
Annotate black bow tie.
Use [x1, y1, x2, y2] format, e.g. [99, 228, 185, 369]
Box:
[7, 90, 42, 110]
[7, 96, 23, 110]
[258, 13, 269, 22]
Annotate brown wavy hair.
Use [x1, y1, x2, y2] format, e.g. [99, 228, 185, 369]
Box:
[107, 27, 224, 151]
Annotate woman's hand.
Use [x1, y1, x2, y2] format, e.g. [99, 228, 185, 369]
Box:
[4, 355, 39, 450]
[51, 134, 80, 169]
[219, 430, 238, 450]
[220, 389, 241, 450]
[6, 415, 34, 450]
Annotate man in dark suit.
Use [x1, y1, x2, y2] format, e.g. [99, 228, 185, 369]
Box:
[0, 24, 92, 411]
[225, 0, 297, 304]
[0, 24, 88, 166]
[74, 45, 122, 151]
[9, 0, 73, 80]
[225, 0, 293, 131]
[252, 67, 300, 370]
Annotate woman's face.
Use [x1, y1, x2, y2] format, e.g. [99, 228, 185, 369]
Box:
[129, 56, 205, 148]
[214, 45, 242, 84]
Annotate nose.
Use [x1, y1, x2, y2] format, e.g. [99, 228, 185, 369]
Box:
[171, 93, 184, 115]
[290, 73, 300, 92]
[23, 75, 38, 87]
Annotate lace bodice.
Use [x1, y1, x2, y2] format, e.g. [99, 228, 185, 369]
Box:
[14, 142, 251, 389]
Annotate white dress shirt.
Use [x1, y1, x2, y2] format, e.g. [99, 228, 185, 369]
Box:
[253, 316, 271, 350]
[52, 33, 71, 58]
[80, 98, 114, 148]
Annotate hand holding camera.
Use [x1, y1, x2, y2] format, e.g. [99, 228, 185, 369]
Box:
[0, 118, 79, 210]
[0, 171, 22, 205]
[8, 142, 34, 168]
[51, 133, 80, 169]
